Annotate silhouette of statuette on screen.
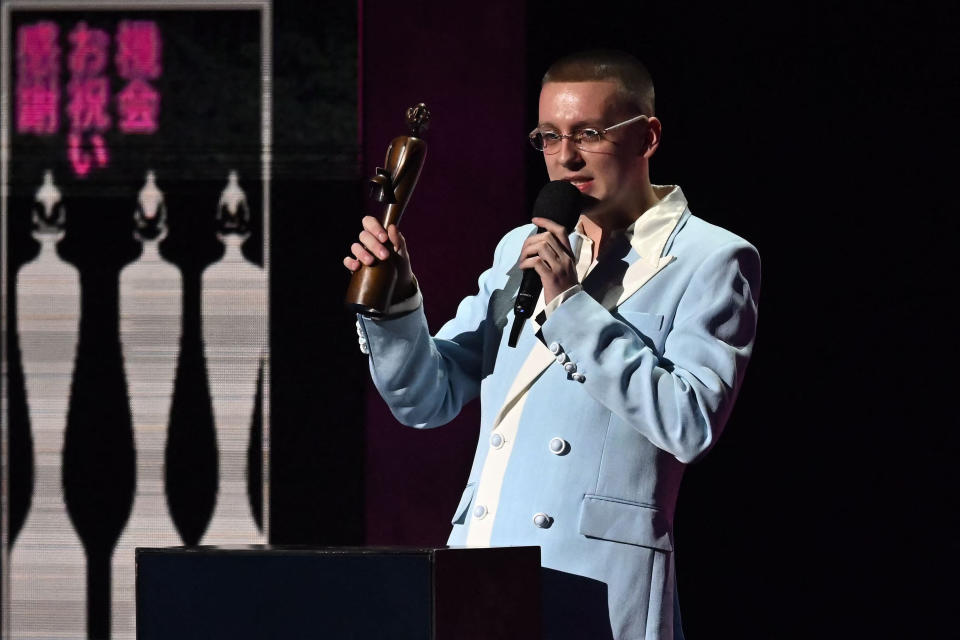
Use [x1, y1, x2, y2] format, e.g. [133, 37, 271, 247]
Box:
[112, 170, 184, 640]
[10, 170, 86, 639]
[200, 170, 266, 544]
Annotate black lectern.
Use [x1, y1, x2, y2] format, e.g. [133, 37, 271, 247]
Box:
[136, 545, 541, 639]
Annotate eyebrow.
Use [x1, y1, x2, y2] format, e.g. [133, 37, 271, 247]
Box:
[537, 119, 602, 130]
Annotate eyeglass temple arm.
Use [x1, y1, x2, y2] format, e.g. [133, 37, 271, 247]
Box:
[603, 114, 648, 133]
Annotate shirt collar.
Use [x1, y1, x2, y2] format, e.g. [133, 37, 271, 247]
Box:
[572, 184, 687, 263]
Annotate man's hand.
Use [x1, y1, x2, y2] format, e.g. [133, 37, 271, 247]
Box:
[517, 216, 578, 304]
[343, 216, 416, 303]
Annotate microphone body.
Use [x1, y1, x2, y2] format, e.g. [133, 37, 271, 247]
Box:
[509, 180, 582, 346]
[514, 263, 544, 319]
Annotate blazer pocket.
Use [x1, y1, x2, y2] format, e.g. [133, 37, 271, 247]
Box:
[578, 494, 673, 552]
[617, 311, 667, 349]
[450, 483, 477, 525]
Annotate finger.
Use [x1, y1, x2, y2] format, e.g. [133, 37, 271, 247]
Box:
[519, 233, 554, 259]
[351, 242, 377, 266]
[531, 217, 574, 254]
[387, 224, 405, 254]
[531, 257, 552, 278]
[518, 255, 553, 273]
[518, 238, 540, 262]
[358, 230, 390, 260]
[538, 238, 562, 263]
[531, 216, 567, 236]
[361, 216, 388, 242]
[344, 256, 360, 272]
[540, 232, 573, 260]
[543, 232, 576, 263]
[530, 234, 564, 270]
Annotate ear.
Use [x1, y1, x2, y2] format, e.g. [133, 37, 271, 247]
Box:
[642, 117, 662, 159]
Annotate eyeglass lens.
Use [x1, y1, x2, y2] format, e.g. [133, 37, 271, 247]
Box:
[530, 130, 603, 153]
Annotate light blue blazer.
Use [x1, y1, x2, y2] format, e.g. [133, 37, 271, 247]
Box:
[359, 187, 761, 639]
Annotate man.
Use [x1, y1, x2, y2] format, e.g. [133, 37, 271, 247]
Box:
[345, 50, 760, 640]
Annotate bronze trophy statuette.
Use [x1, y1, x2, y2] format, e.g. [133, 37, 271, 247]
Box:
[345, 103, 430, 316]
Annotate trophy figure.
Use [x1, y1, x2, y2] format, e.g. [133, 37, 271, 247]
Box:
[112, 171, 184, 640]
[10, 171, 86, 638]
[345, 103, 430, 316]
[200, 171, 266, 544]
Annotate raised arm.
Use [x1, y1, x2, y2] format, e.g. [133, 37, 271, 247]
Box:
[357, 228, 526, 428]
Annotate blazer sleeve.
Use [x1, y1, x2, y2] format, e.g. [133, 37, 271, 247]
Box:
[359, 228, 524, 429]
[539, 239, 761, 463]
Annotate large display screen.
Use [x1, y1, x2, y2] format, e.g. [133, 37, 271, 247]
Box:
[2, 2, 271, 638]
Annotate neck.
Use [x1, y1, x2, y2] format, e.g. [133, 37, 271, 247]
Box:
[582, 180, 660, 259]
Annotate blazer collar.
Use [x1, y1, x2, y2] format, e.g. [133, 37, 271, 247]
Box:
[603, 184, 687, 307]
[626, 184, 688, 265]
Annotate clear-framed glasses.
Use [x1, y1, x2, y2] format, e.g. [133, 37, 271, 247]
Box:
[528, 114, 648, 154]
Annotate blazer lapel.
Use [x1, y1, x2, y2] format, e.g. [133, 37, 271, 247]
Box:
[613, 254, 675, 307]
[491, 336, 553, 429]
[612, 185, 688, 306]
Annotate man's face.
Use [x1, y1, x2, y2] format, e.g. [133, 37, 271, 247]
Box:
[537, 81, 646, 204]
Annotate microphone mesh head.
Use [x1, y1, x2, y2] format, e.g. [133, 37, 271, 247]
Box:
[532, 180, 582, 232]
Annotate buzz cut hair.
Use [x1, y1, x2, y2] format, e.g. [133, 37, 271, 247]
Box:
[542, 49, 655, 117]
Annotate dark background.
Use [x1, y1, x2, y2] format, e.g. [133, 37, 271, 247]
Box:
[3, 0, 957, 638]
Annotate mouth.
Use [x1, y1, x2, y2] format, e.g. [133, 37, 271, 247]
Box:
[564, 177, 593, 192]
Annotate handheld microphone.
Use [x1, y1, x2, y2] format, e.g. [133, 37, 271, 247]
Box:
[509, 180, 582, 347]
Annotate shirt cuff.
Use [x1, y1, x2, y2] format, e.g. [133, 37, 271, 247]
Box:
[542, 284, 582, 319]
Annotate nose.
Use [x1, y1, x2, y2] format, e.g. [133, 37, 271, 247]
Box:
[557, 136, 584, 169]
